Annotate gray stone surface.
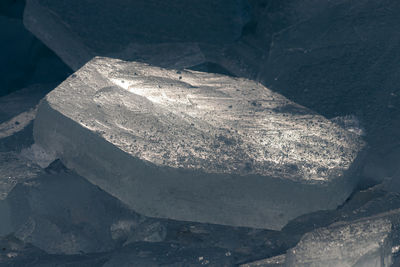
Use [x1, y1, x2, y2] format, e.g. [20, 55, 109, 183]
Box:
[286, 214, 395, 267]
[0, 159, 164, 255]
[24, 0, 250, 71]
[0, 152, 42, 201]
[258, 0, 400, 187]
[33, 57, 365, 230]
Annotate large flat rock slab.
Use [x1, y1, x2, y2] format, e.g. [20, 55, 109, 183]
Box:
[33, 57, 365, 230]
[23, 0, 249, 71]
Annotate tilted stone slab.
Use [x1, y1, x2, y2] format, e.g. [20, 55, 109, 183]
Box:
[24, 0, 249, 71]
[33, 57, 365, 230]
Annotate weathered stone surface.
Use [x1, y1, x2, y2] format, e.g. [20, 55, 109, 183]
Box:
[0, 152, 42, 201]
[24, 0, 250, 71]
[33, 57, 365, 230]
[286, 214, 395, 267]
[258, 0, 400, 187]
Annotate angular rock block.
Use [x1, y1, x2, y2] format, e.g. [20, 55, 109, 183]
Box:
[33, 57, 365, 230]
[286, 215, 394, 267]
[257, 0, 400, 189]
[24, 0, 249, 70]
[259, 0, 400, 148]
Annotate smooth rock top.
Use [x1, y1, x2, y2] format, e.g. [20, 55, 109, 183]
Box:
[44, 57, 364, 184]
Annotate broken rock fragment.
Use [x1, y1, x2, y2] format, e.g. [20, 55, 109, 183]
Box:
[286, 214, 395, 267]
[34, 57, 365, 230]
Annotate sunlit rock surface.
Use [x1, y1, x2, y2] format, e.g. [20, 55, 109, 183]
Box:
[258, 0, 400, 186]
[286, 214, 395, 267]
[33, 57, 365, 230]
[23, 0, 250, 71]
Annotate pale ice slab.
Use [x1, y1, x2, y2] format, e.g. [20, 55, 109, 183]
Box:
[286, 215, 394, 267]
[34, 57, 365, 230]
[23, 0, 249, 71]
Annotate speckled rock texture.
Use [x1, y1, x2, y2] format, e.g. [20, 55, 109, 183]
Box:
[33, 57, 365, 230]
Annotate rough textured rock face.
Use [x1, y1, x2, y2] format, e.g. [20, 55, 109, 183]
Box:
[0, 152, 42, 201]
[286, 214, 395, 267]
[258, 0, 400, 154]
[33, 57, 364, 230]
[23, 0, 250, 70]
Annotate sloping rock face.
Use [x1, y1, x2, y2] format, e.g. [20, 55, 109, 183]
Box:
[23, 0, 250, 71]
[257, 0, 400, 181]
[260, 0, 400, 117]
[33, 57, 365, 230]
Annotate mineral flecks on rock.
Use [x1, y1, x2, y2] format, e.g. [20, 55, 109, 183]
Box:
[286, 214, 394, 267]
[242, 211, 397, 267]
[33, 57, 365, 230]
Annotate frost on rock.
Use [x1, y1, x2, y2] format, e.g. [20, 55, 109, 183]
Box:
[33, 57, 365, 230]
[286, 216, 394, 267]
[23, 0, 250, 71]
